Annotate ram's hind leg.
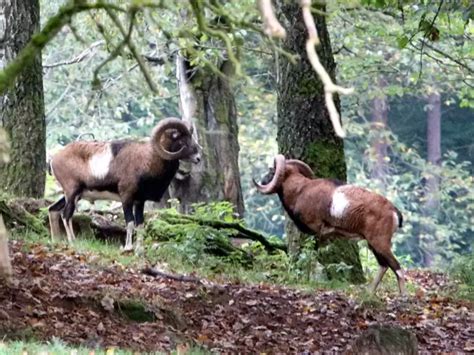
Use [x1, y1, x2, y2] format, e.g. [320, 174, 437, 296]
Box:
[368, 245, 389, 294]
[48, 197, 66, 240]
[382, 249, 406, 295]
[369, 245, 406, 295]
[62, 191, 81, 243]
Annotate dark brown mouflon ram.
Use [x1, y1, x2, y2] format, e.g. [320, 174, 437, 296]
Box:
[49, 117, 201, 250]
[254, 154, 406, 295]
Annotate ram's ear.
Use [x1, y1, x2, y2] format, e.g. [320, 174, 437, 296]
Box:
[165, 129, 180, 140]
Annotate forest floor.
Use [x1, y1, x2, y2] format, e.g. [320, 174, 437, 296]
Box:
[0, 239, 472, 353]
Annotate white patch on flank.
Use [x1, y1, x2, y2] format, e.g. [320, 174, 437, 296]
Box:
[330, 189, 350, 219]
[82, 190, 121, 202]
[89, 145, 113, 179]
[393, 211, 399, 229]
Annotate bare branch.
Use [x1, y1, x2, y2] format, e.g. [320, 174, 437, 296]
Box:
[105, 7, 158, 93]
[0, 1, 128, 93]
[300, 0, 354, 138]
[418, 0, 444, 80]
[43, 40, 105, 69]
[257, 0, 286, 39]
[417, 39, 474, 75]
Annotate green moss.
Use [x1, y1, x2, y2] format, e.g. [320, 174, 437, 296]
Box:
[305, 140, 346, 179]
[316, 240, 366, 284]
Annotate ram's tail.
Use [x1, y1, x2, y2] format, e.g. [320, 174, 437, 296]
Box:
[395, 208, 403, 228]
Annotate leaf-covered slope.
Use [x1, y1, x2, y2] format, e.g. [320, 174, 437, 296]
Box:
[0, 240, 472, 353]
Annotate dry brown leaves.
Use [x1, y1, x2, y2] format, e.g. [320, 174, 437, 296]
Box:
[0, 241, 472, 353]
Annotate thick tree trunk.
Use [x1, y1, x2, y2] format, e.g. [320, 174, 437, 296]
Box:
[0, 0, 45, 197]
[421, 90, 441, 267]
[276, 2, 364, 283]
[370, 76, 389, 186]
[169, 58, 244, 216]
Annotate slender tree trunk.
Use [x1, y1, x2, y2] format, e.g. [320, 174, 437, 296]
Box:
[168, 58, 244, 216]
[370, 76, 389, 186]
[0, 0, 46, 197]
[421, 90, 441, 267]
[276, 1, 364, 283]
[0, 128, 11, 280]
[0, 215, 12, 281]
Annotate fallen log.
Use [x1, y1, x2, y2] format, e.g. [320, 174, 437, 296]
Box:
[158, 211, 286, 253]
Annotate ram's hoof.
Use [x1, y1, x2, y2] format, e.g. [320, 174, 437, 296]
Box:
[120, 244, 134, 253]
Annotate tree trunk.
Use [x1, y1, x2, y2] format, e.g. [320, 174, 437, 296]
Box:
[0, 214, 12, 281]
[421, 90, 441, 267]
[0, 128, 11, 280]
[276, 2, 364, 283]
[370, 76, 389, 186]
[168, 58, 244, 216]
[0, 0, 46, 198]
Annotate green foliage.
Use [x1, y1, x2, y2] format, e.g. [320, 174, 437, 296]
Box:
[449, 252, 474, 286]
[0, 339, 134, 355]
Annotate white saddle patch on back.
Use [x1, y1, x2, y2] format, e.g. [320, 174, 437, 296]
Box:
[330, 190, 350, 219]
[89, 145, 112, 179]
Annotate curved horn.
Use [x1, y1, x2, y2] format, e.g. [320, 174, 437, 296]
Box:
[286, 159, 314, 179]
[253, 154, 286, 194]
[151, 117, 192, 160]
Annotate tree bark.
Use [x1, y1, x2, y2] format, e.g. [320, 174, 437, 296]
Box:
[0, 0, 46, 198]
[169, 58, 244, 216]
[276, 1, 364, 283]
[421, 90, 441, 267]
[370, 76, 389, 186]
[0, 214, 12, 280]
[0, 128, 11, 280]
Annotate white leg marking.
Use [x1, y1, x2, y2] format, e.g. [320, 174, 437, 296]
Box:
[122, 222, 134, 252]
[330, 190, 350, 219]
[89, 145, 113, 179]
[62, 217, 74, 243]
[68, 219, 76, 241]
[369, 266, 388, 294]
[396, 269, 407, 295]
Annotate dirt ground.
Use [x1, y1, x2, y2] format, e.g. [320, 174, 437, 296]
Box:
[0, 240, 472, 353]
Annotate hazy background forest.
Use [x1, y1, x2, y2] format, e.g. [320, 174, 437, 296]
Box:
[40, 0, 473, 267]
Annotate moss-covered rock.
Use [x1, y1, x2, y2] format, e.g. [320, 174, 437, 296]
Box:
[349, 325, 418, 355]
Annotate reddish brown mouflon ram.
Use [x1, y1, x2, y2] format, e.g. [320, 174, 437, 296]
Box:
[49, 117, 201, 251]
[254, 154, 406, 295]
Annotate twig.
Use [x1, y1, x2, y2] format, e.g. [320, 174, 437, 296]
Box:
[0, 2, 127, 93]
[417, 39, 473, 75]
[43, 40, 105, 69]
[142, 267, 201, 283]
[105, 7, 158, 93]
[189, 0, 242, 76]
[418, 0, 444, 80]
[257, 0, 286, 39]
[45, 84, 71, 120]
[300, 0, 354, 138]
